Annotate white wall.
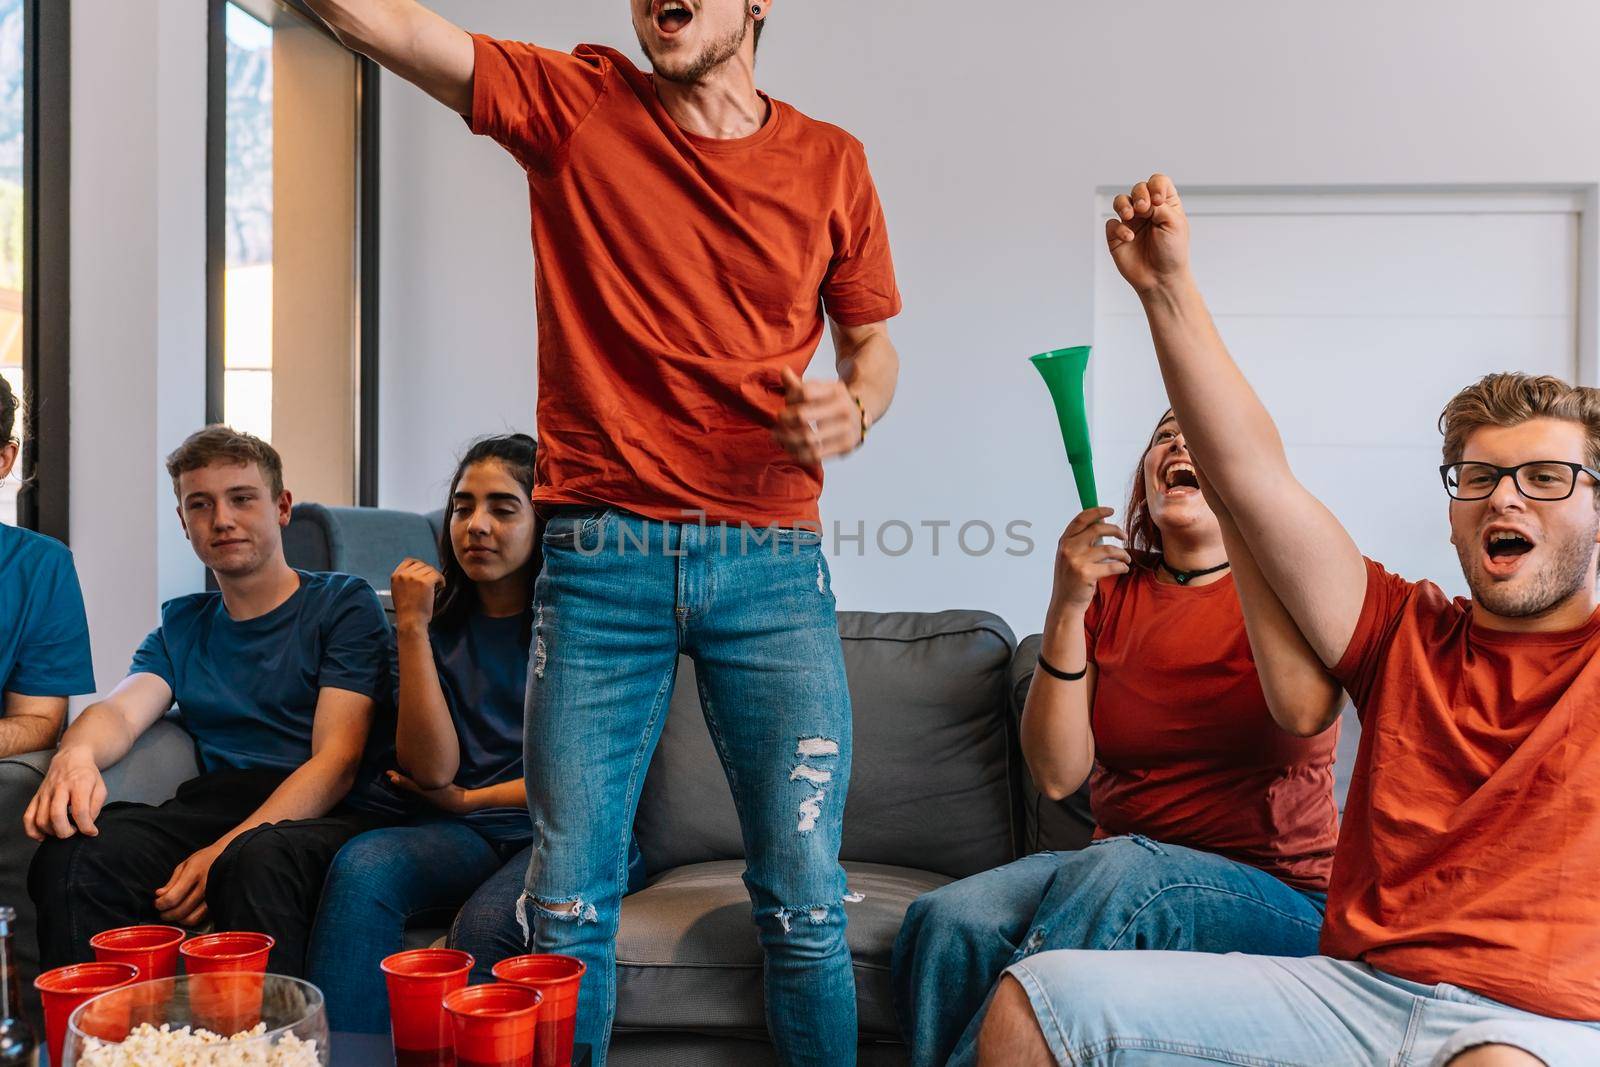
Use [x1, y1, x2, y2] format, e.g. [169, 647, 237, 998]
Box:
[363, 0, 1600, 637]
[71, 0, 208, 700]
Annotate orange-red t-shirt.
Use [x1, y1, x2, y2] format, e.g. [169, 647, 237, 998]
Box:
[1327, 559, 1600, 1021]
[1085, 566, 1340, 892]
[469, 38, 902, 527]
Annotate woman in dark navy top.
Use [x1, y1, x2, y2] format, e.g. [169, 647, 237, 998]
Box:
[0, 375, 96, 757]
[307, 435, 544, 1032]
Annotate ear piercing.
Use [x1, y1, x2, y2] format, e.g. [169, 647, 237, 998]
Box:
[751, 4, 762, 15]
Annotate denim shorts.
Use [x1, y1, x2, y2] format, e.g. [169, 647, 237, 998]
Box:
[1007, 949, 1600, 1066]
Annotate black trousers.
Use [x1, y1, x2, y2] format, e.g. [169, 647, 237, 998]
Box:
[28, 769, 397, 977]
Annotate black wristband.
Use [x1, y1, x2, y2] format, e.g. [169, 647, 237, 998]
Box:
[1035, 651, 1087, 682]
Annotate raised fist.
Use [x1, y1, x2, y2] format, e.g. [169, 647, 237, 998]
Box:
[390, 557, 445, 629]
[1106, 173, 1190, 295]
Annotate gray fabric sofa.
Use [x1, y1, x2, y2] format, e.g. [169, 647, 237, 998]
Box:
[1, 504, 1098, 1063]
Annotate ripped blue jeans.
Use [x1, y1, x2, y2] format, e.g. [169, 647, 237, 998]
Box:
[522, 509, 855, 1066]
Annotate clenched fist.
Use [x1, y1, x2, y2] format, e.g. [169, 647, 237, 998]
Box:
[391, 558, 445, 632]
[772, 367, 867, 464]
[1106, 173, 1190, 295]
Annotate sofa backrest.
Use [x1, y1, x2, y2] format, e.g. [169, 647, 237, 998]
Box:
[633, 610, 1022, 881]
[283, 503, 443, 592]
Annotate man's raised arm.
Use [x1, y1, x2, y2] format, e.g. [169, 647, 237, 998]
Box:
[299, 0, 474, 115]
[1105, 174, 1368, 668]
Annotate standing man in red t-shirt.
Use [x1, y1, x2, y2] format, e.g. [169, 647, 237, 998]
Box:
[975, 176, 1600, 1066]
[300, 3, 901, 1063]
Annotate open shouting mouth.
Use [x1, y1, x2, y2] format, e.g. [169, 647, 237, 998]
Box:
[1481, 524, 1537, 579]
[1160, 460, 1201, 498]
[653, 0, 694, 36]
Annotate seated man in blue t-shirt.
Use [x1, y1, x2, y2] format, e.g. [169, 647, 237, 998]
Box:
[25, 425, 405, 977]
[0, 376, 97, 757]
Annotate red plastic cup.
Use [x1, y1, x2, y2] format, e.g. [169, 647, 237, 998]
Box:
[34, 961, 139, 1067]
[444, 983, 542, 1067]
[91, 924, 185, 1025]
[180, 931, 275, 1036]
[379, 948, 475, 1067]
[492, 954, 586, 1067]
[91, 924, 186, 981]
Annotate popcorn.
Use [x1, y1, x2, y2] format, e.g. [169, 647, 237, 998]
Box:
[78, 1022, 322, 1067]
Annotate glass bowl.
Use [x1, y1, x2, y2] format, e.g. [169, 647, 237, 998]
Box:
[61, 973, 329, 1066]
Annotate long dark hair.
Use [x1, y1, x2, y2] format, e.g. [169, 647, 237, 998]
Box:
[432, 434, 539, 634]
[1122, 408, 1175, 568]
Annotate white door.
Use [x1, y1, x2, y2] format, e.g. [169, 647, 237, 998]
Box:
[1091, 189, 1584, 598]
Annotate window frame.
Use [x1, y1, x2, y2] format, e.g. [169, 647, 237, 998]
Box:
[16, 0, 72, 541]
[205, 0, 382, 505]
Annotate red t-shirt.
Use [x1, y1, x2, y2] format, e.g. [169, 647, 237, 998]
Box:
[469, 38, 902, 527]
[1085, 566, 1340, 892]
[1327, 559, 1600, 1021]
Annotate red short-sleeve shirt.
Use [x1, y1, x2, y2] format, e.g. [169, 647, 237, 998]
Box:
[469, 38, 902, 527]
[1326, 558, 1600, 1021]
[1085, 566, 1341, 892]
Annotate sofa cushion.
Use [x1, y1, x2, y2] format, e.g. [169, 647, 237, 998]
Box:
[634, 611, 1019, 881]
[615, 859, 948, 1038]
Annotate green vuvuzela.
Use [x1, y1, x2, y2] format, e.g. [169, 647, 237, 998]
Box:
[1030, 346, 1099, 510]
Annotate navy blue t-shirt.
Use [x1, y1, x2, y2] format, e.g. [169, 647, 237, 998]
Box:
[1, 523, 96, 699]
[415, 610, 531, 843]
[130, 570, 403, 814]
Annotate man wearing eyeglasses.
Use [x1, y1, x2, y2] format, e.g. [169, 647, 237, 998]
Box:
[973, 173, 1600, 1066]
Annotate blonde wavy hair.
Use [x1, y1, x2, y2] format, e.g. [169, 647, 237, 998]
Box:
[1440, 373, 1600, 475]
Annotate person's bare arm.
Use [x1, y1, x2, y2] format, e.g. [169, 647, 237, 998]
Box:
[774, 320, 899, 465]
[153, 686, 375, 926]
[23, 674, 174, 841]
[1107, 174, 1367, 667]
[298, 0, 474, 114]
[1201, 473, 1347, 736]
[390, 559, 460, 789]
[0, 692, 67, 757]
[387, 772, 526, 814]
[1019, 508, 1130, 800]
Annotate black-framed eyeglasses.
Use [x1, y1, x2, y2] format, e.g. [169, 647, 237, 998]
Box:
[1439, 461, 1600, 501]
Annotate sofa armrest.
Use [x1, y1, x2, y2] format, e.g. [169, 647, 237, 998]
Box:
[1011, 635, 1095, 853]
[101, 718, 199, 806]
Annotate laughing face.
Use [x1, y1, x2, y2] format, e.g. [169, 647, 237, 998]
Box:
[633, 0, 756, 84]
[1141, 415, 1220, 540]
[1450, 417, 1600, 620]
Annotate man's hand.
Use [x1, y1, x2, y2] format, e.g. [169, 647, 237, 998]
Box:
[24, 747, 108, 842]
[1106, 173, 1191, 295]
[391, 558, 445, 632]
[155, 840, 228, 927]
[773, 367, 865, 464]
[386, 769, 477, 815]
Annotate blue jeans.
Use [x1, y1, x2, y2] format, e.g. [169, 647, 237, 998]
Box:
[520, 509, 855, 1067]
[1007, 951, 1600, 1066]
[306, 820, 527, 1032]
[448, 841, 648, 986]
[891, 836, 1327, 1067]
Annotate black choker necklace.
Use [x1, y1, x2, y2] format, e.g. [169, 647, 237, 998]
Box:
[1159, 559, 1231, 586]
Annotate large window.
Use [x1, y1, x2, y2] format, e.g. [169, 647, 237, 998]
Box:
[209, 0, 379, 506]
[0, 0, 22, 527]
[4, 0, 68, 537]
